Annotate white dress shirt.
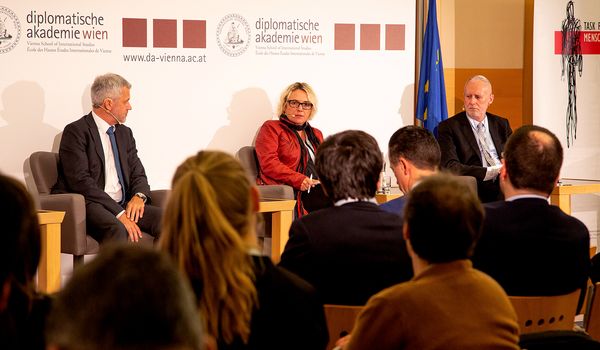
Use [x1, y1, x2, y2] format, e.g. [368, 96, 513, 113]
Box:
[467, 115, 502, 181]
[91, 112, 124, 204]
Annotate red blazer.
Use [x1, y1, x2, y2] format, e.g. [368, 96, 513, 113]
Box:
[255, 120, 323, 190]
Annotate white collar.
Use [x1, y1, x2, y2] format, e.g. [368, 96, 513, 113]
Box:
[506, 194, 549, 201]
[92, 110, 112, 133]
[334, 197, 378, 207]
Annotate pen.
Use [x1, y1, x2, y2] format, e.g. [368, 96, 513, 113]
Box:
[308, 174, 312, 193]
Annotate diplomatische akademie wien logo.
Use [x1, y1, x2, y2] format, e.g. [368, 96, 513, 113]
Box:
[216, 13, 250, 57]
[0, 6, 21, 54]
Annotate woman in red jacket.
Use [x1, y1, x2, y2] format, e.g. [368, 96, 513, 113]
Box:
[255, 82, 328, 216]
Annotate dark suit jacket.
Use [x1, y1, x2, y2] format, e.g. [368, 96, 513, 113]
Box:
[220, 255, 329, 350]
[379, 196, 407, 221]
[437, 111, 512, 202]
[53, 113, 151, 215]
[279, 201, 413, 305]
[472, 198, 590, 303]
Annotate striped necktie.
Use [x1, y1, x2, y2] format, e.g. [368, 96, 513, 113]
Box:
[476, 123, 498, 166]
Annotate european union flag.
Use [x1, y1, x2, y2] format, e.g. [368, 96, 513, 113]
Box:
[416, 0, 448, 135]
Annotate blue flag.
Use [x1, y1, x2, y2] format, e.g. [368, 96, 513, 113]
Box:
[416, 0, 448, 135]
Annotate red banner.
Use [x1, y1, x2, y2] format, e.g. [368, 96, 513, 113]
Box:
[555, 31, 600, 54]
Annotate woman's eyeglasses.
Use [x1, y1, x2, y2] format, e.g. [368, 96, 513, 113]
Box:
[287, 100, 313, 110]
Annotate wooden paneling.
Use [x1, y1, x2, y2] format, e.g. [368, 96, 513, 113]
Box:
[444, 68, 524, 129]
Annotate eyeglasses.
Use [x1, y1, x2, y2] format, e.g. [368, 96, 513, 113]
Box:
[287, 99, 313, 110]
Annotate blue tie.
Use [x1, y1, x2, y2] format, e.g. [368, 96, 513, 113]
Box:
[107, 126, 126, 204]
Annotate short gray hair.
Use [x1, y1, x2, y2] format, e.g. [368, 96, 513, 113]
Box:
[91, 73, 131, 107]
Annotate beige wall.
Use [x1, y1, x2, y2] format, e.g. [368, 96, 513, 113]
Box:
[436, 0, 531, 128]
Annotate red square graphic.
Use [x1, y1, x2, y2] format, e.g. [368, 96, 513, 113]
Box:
[122, 18, 147, 47]
[335, 24, 355, 50]
[183, 20, 206, 48]
[153, 19, 177, 48]
[386, 24, 405, 50]
[360, 24, 380, 50]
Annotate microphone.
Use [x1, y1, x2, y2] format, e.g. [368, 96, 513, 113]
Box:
[101, 106, 123, 125]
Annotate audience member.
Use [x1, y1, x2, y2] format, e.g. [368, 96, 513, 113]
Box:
[53, 73, 161, 242]
[0, 174, 49, 350]
[342, 175, 520, 350]
[380, 125, 440, 219]
[472, 125, 590, 305]
[437, 75, 512, 202]
[255, 82, 329, 216]
[159, 151, 328, 350]
[279, 130, 413, 305]
[45, 244, 205, 350]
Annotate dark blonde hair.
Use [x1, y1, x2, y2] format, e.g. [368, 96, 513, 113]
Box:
[276, 82, 318, 119]
[159, 151, 257, 345]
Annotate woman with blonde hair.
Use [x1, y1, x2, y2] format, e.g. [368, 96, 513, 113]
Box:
[159, 150, 328, 350]
[255, 82, 330, 216]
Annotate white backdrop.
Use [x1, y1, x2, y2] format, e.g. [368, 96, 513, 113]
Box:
[534, 0, 600, 178]
[534, 0, 600, 241]
[0, 0, 416, 189]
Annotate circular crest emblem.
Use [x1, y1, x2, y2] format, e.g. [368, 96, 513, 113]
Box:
[0, 6, 21, 54]
[216, 13, 250, 57]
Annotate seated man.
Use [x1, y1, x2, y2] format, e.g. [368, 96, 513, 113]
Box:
[380, 125, 440, 219]
[342, 175, 520, 350]
[437, 75, 512, 202]
[279, 130, 412, 305]
[472, 125, 590, 304]
[53, 73, 161, 242]
[45, 245, 209, 350]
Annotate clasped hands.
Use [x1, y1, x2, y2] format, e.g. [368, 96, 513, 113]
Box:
[118, 195, 145, 242]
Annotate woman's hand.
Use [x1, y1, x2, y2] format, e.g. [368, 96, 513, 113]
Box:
[300, 176, 320, 191]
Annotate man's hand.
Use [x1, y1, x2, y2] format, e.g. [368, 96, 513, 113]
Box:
[118, 214, 143, 242]
[125, 195, 145, 223]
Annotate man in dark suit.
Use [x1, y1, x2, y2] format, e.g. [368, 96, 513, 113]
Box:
[53, 73, 161, 242]
[279, 130, 413, 305]
[472, 125, 589, 306]
[380, 126, 440, 219]
[437, 75, 512, 202]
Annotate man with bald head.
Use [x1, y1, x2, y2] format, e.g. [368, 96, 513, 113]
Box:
[437, 75, 512, 202]
[472, 125, 589, 305]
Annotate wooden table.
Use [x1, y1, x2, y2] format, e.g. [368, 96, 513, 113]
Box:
[375, 193, 402, 204]
[258, 199, 295, 263]
[375, 187, 403, 204]
[37, 210, 65, 293]
[550, 179, 600, 215]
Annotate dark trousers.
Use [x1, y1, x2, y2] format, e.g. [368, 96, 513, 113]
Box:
[86, 201, 162, 243]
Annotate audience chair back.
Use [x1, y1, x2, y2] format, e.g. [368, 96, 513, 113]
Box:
[324, 304, 363, 350]
[509, 290, 580, 334]
[585, 283, 600, 340]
